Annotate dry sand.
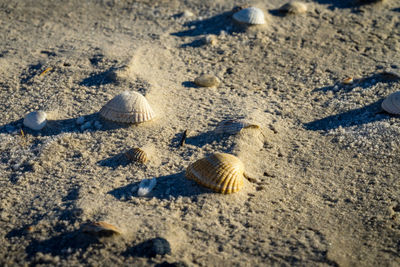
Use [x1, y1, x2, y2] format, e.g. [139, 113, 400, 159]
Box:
[0, 0, 399, 266]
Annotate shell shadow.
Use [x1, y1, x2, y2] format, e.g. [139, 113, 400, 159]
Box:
[304, 99, 390, 131]
[79, 69, 115, 87]
[0, 113, 135, 137]
[171, 10, 246, 47]
[184, 130, 236, 153]
[25, 228, 101, 259]
[311, 0, 372, 9]
[312, 72, 400, 93]
[181, 81, 197, 88]
[97, 151, 131, 169]
[108, 171, 211, 200]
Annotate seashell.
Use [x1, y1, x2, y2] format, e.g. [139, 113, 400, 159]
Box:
[202, 35, 218, 46]
[232, 7, 265, 25]
[186, 153, 245, 194]
[125, 147, 148, 164]
[99, 91, 155, 123]
[194, 74, 220, 87]
[23, 111, 47, 130]
[342, 77, 354, 85]
[138, 178, 157, 196]
[82, 221, 121, 237]
[215, 119, 260, 135]
[382, 91, 400, 115]
[279, 2, 308, 14]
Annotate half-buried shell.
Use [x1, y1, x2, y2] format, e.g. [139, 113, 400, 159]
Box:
[23, 111, 47, 130]
[99, 91, 155, 123]
[186, 153, 245, 194]
[82, 221, 121, 237]
[215, 119, 260, 134]
[125, 147, 148, 164]
[278, 2, 308, 14]
[232, 7, 265, 25]
[382, 91, 400, 115]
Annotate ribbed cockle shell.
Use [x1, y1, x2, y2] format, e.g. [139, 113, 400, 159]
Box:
[232, 7, 265, 25]
[186, 153, 245, 194]
[215, 119, 260, 134]
[99, 91, 155, 123]
[125, 147, 148, 164]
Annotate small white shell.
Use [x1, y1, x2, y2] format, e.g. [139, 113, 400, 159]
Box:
[382, 91, 400, 115]
[99, 91, 155, 123]
[279, 2, 308, 14]
[232, 7, 265, 25]
[23, 111, 47, 130]
[215, 119, 260, 134]
[138, 178, 157, 196]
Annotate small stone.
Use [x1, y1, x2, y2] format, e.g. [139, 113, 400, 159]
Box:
[194, 74, 220, 87]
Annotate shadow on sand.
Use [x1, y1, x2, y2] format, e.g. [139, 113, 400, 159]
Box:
[312, 0, 385, 9]
[304, 99, 391, 131]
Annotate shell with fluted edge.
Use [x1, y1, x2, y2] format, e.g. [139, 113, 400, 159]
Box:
[186, 153, 245, 194]
[232, 7, 265, 25]
[99, 91, 155, 123]
[125, 147, 148, 164]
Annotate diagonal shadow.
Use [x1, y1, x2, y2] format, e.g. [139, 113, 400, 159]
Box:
[79, 68, 115, 87]
[304, 99, 390, 131]
[312, 0, 384, 9]
[108, 171, 210, 200]
[97, 151, 132, 169]
[313, 72, 400, 93]
[171, 10, 247, 47]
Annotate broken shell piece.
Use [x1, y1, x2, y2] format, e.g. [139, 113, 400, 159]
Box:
[125, 147, 148, 164]
[382, 91, 400, 115]
[138, 178, 157, 196]
[99, 91, 155, 123]
[232, 7, 265, 25]
[215, 119, 260, 135]
[342, 77, 354, 85]
[194, 74, 220, 87]
[23, 111, 47, 130]
[186, 153, 245, 194]
[82, 221, 121, 237]
[279, 2, 308, 14]
[202, 35, 218, 46]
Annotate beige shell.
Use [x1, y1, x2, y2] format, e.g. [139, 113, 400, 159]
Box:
[82, 221, 121, 237]
[194, 74, 220, 87]
[99, 91, 155, 123]
[279, 2, 308, 14]
[232, 7, 265, 25]
[125, 147, 148, 164]
[186, 153, 245, 194]
[23, 110, 47, 130]
[215, 119, 260, 134]
[382, 91, 400, 115]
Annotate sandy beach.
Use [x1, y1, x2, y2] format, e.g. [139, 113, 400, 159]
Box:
[0, 0, 399, 266]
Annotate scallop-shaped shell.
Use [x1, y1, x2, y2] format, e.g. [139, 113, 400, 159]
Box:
[186, 153, 245, 194]
[279, 2, 308, 14]
[23, 111, 47, 130]
[382, 91, 400, 115]
[232, 7, 265, 25]
[125, 147, 148, 164]
[215, 119, 260, 134]
[82, 221, 121, 237]
[194, 74, 220, 87]
[99, 91, 155, 123]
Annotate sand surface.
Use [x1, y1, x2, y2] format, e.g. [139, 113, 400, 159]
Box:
[0, 0, 400, 266]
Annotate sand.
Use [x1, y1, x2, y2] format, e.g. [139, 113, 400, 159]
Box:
[0, 0, 399, 266]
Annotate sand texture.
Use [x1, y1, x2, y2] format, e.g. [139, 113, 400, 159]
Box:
[0, 0, 400, 266]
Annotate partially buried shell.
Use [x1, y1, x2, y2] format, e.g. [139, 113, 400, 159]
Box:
[232, 7, 265, 25]
[186, 153, 245, 194]
[279, 2, 308, 14]
[99, 91, 155, 123]
[23, 111, 47, 130]
[215, 119, 260, 135]
[125, 147, 148, 164]
[194, 74, 220, 87]
[82, 221, 121, 237]
[382, 91, 400, 115]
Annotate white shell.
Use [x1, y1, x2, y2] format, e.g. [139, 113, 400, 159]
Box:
[23, 111, 47, 130]
[99, 91, 155, 123]
[215, 119, 260, 134]
[382, 91, 400, 115]
[232, 7, 265, 25]
[138, 178, 157, 196]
